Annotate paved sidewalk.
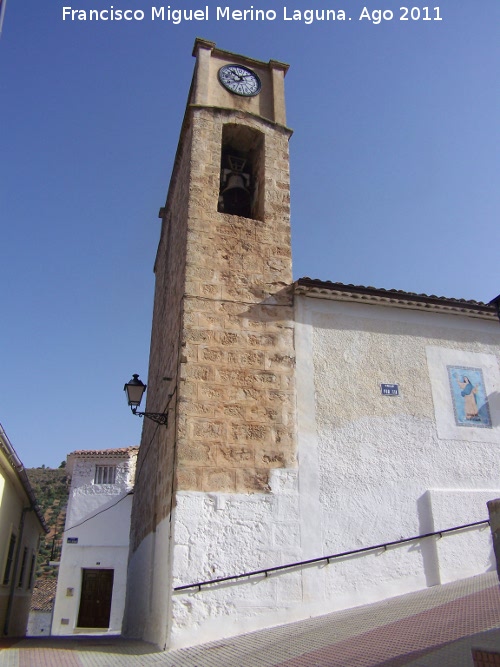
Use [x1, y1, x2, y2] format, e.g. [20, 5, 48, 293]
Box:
[2, 572, 500, 666]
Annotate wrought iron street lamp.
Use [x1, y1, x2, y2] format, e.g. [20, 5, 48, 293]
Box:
[123, 374, 168, 426]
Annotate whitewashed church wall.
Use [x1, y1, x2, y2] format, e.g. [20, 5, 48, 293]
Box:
[169, 469, 303, 648]
[427, 489, 497, 583]
[166, 297, 499, 648]
[295, 296, 500, 607]
[122, 517, 172, 648]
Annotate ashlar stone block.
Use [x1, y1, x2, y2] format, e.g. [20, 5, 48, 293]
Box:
[235, 469, 272, 493]
[201, 468, 237, 493]
[218, 445, 255, 468]
[177, 440, 218, 467]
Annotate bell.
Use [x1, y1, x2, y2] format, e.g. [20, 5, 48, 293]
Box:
[222, 173, 251, 217]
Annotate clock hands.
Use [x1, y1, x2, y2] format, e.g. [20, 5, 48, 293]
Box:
[231, 69, 245, 82]
[218, 64, 261, 97]
[224, 70, 242, 83]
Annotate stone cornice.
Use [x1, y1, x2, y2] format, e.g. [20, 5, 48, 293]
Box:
[294, 278, 497, 321]
[192, 38, 290, 75]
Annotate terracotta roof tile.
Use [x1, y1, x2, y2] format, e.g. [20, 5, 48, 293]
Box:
[30, 578, 57, 612]
[295, 278, 497, 318]
[296, 278, 493, 306]
[68, 446, 139, 458]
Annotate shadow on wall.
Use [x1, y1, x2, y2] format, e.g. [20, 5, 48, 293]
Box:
[487, 391, 500, 427]
[418, 491, 497, 589]
[417, 492, 440, 587]
[241, 285, 294, 319]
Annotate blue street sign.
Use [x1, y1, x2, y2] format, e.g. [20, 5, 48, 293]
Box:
[381, 384, 399, 396]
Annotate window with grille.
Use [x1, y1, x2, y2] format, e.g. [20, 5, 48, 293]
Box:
[94, 465, 116, 485]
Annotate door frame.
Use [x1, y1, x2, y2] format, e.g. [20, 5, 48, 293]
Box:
[76, 568, 114, 629]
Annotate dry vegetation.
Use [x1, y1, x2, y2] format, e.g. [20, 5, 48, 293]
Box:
[26, 465, 69, 579]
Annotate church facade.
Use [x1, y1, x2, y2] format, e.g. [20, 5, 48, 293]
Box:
[122, 39, 500, 649]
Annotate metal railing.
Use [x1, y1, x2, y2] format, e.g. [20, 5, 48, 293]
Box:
[174, 518, 490, 592]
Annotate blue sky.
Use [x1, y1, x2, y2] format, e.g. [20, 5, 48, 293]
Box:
[1, 0, 499, 468]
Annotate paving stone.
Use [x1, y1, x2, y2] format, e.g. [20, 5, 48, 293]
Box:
[2, 573, 500, 667]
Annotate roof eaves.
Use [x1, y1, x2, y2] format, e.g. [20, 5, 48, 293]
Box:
[68, 446, 139, 459]
[0, 423, 49, 533]
[294, 278, 497, 320]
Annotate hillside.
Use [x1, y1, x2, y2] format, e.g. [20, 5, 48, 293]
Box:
[26, 466, 69, 578]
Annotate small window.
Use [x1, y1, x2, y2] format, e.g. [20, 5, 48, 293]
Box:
[94, 465, 116, 485]
[3, 534, 16, 585]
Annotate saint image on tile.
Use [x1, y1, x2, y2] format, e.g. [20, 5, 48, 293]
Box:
[447, 366, 492, 428]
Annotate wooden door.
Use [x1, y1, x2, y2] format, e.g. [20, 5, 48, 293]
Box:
[77, 569, 114, 628]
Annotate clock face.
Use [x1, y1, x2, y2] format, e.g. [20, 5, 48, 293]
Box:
[218, 65, 262, 97]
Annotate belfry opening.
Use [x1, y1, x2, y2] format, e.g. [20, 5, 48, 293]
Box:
[218, 124, 264, 220]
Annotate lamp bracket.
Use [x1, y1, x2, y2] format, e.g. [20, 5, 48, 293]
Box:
[131, 408, 168, 426]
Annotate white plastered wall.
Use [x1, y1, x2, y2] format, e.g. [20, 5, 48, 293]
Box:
[295, 296, 500, 605]
[51, 456, 135, 636]
[27, 611, 53, 637]
[169, 469, 302, 648]
[51, 543, 129, 635]
[122, 517, 172, 648]
[167, 296, 499, 648]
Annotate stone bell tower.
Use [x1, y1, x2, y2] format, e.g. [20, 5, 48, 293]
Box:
[124, 39, 297, 649]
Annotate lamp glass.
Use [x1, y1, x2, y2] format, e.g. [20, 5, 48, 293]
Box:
[124, 374, 146, 407]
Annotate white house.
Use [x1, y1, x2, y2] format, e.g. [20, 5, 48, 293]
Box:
[0, 423, 48, 637]
[51, 446, 138, 636]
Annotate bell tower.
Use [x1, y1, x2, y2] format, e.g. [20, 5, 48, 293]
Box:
[125, 39, 296, 649]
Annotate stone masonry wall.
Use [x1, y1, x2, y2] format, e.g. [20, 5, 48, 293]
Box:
[130, 104, 296, 545]
[125, 47, 297, 647]
[129, 121, 193, 552]
[176, 107, 296, 493]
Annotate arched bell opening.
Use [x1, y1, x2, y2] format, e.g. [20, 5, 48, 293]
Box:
[218, 124, 264, 221]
